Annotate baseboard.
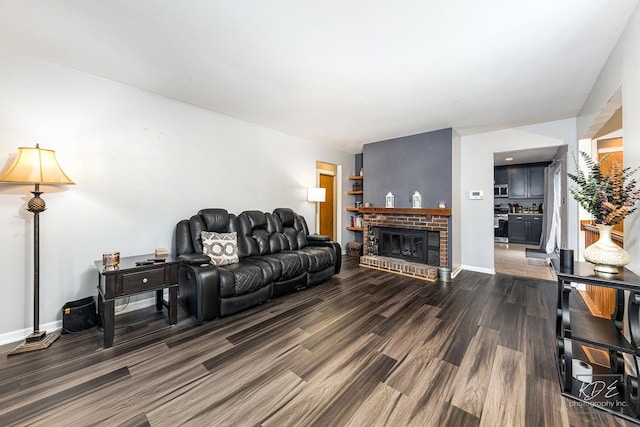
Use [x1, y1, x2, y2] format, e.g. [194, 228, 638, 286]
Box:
[460, 265, 495, 275]
[451, 265, 464, 278]
[0, 296, 156, 347]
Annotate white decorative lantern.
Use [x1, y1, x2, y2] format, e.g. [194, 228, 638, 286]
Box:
[412, 191, 422, 208]
[385, 192, 395, 208]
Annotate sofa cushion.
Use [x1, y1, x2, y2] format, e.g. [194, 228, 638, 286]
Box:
[200, 208, 232, 231]
[237, 211, 266, 256]
[273, 208, 309, 249]
[218, 259, 273, 298]
[299, 246, 335, 272]
[259, 251, 308, 281]
[201, 231, 239, 266]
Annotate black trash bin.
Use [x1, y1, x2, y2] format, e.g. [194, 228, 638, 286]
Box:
[62, 296, 98, 333]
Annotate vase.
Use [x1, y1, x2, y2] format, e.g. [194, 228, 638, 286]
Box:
[583, 224, 630, 274]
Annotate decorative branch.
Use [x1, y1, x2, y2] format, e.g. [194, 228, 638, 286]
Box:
[568, 151, 640, 225]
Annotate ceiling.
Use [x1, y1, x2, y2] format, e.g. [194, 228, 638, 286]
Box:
[0, 1, 638, 154]
[494, 146, 562, 167]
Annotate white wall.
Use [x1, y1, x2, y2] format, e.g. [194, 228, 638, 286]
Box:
[577, 4, 640, 274]
[0, 48, 353, 341]
[458, 119, 577, 273]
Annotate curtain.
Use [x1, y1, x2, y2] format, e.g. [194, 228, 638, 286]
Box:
[539, 161, 562, 253]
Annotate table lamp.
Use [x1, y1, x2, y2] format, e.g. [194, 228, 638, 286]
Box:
[307, 187, 326, 203]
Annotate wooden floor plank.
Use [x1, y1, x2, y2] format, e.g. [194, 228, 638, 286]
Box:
[526, 376, 571, 427]
[479, 345, 526, 427]
[345, 382, 404, 427]
[385, 357, 460, 426]
[450, 326, 501, 417]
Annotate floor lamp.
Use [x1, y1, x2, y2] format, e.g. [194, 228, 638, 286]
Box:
[0, 144, 74, 355]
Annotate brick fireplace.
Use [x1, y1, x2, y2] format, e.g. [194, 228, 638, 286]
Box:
[358, 207, 451, 281]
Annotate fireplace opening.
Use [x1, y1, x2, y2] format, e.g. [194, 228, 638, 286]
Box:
[375, 227, 440, 265]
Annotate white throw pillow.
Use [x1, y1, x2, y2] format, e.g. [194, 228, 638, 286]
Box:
[201, 231, 239, 266]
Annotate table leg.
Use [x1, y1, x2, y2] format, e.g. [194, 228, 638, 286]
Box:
[613, 288, 625, 331]
[97, 291, 104, 326]
[626, 292, 640, 416]
[169, 287, 178, 325]
[556, 278, 573, 392]
[155, 289, 163, 311]
[99, 294, 115, 348]
[628, 357, 640, 417]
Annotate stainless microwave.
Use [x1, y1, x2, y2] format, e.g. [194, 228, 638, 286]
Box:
[494, 184, 508, 198]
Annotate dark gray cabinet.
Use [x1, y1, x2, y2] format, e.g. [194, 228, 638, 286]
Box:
[494, 166, 508, 185]
[506, 163, 548, 199]
[527, 164, 546, 198]
[509, 214, 543, 244]
[508, 216, 527, 243]
[508, 168, 527, 198]
[528, 215, 543, 243]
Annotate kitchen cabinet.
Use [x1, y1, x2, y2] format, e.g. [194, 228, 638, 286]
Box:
[508, 217, 527, 243]
[528, 215, 543, 243]
[509, 214, 543, 244]
[508, 168, 527, 198]
[507, 163, 548, 199]
[527, 164, 546, 198]
[494, 166, 508, 185]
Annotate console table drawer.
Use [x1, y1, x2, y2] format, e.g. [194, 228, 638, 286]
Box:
[122, 268, 165, 294]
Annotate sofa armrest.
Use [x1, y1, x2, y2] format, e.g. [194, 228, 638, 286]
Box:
[307, 234, 331, 242]
[178, 253, 211, 265]
[307, 240, 342, 274]
[306, 240, 333, 249]
[178, 263, 220, 322]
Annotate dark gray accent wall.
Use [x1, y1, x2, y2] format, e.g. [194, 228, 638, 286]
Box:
[363, 128, 453, 208]
[355, 153, 363, 176]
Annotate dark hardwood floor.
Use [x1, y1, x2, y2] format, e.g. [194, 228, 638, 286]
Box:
[0, 257, 634, 426]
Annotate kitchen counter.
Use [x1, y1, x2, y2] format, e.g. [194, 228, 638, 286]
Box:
[508, 212, 543, 216]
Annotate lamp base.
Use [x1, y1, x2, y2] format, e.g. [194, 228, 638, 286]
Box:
[7, 331, 60, 356]
[25, 330, 47, 343]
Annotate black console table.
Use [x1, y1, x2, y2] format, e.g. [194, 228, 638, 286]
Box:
[553, 259, 640, 423]
[95, 254, 179, 348]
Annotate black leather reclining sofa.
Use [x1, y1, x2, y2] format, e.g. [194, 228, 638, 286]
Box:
[175, 208, 341, 322]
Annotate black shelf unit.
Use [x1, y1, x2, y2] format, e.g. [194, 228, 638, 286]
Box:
[569, 309, 633, 353]
[553, 259, 640, 424]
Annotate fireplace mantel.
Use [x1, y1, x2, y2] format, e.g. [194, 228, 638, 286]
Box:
[358, 207, 451, 217]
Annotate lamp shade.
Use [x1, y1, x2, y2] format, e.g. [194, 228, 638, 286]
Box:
[0, 144, 74, 185]
[307, 187, 326, 202]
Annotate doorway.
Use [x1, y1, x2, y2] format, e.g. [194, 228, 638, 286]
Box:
[319, 174, 334, 239]
[492, 146, 564, 280]
[316, 161, 337, 241]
